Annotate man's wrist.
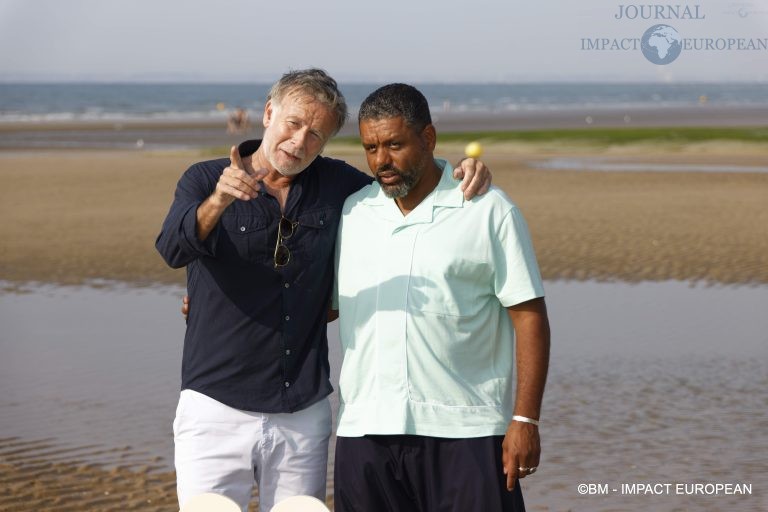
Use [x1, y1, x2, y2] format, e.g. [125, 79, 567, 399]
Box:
[512, 415, 540, 427]
[208, 191, 233, 210]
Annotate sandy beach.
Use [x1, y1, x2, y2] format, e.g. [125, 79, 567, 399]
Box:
[1, 139, 767, 287]
[2, 116, 767, 511]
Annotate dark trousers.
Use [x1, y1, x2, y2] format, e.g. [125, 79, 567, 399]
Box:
[334, 434, 526, 512]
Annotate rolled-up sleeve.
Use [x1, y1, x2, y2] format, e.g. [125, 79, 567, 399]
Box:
[155, 160, 223, 268]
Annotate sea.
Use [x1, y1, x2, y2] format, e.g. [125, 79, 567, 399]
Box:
[1, 82, 767, 123]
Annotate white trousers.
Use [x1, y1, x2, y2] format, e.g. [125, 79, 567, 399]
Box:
[174, 389, 331, 512]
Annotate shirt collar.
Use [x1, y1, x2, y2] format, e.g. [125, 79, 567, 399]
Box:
[431, 159, 465, 208]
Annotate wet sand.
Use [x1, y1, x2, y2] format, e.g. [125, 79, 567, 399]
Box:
[2, 282, 767, 512]
[0, 438, 177, 512]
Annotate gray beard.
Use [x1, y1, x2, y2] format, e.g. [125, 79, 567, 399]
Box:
[377, 170, 418, 198]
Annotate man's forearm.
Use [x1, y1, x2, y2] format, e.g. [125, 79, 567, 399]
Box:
[196, 195, 231, 242]
[508, 298, 550, 419]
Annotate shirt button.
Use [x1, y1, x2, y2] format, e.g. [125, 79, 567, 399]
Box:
[285, 315, 290, 321]
[284, 381, 290, 388]
[285, 349, 291, 355]
[284, 283, 290, 288]
[239, 226, 246, 232]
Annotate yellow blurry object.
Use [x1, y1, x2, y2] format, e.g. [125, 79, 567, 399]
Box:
[464, 141, 483, 159]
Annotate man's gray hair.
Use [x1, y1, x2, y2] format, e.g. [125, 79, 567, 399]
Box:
[358, 83, 432, 133]
[268, 68, 348, 135]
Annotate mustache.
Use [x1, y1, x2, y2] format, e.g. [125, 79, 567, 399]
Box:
[376, 164, 401, 175]
[279, 144, 304, 159]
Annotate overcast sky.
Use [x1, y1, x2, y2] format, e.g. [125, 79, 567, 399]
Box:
[1, 0, 767, 82]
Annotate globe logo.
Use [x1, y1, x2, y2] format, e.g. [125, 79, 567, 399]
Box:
[641, 24, 682, 65]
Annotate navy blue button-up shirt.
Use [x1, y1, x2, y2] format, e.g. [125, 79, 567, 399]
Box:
[156, 140, 371, 413]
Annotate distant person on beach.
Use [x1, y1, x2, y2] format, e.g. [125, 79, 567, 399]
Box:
[226, 107, 250, 134]
[332, 84, 550, 512]
[156, 68, 492, 511]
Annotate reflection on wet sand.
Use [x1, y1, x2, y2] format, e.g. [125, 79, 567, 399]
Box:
[0, 438, 176, 512]
[1, 281, 766, 511]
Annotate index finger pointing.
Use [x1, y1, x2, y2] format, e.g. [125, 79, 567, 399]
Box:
[229, 145, 244, 170]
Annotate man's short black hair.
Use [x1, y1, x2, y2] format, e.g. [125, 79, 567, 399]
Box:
[358, 83, 432, 132]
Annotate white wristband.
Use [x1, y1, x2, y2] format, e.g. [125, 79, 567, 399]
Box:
[512, 415, 540, 426]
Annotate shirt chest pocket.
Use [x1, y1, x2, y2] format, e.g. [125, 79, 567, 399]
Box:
[293, 208, 338, 265]
[409, 248, 493, 317]
[221, 214, 269, 264]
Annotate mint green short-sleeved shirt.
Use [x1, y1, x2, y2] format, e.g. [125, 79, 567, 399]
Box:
[334, 159, 544, 438]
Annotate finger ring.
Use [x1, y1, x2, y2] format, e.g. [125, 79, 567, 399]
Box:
[518, 467, 530, 472]
[529, 467, 537, 474]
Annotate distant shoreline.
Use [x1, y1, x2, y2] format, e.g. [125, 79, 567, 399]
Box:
[1, 104, 767, 150]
